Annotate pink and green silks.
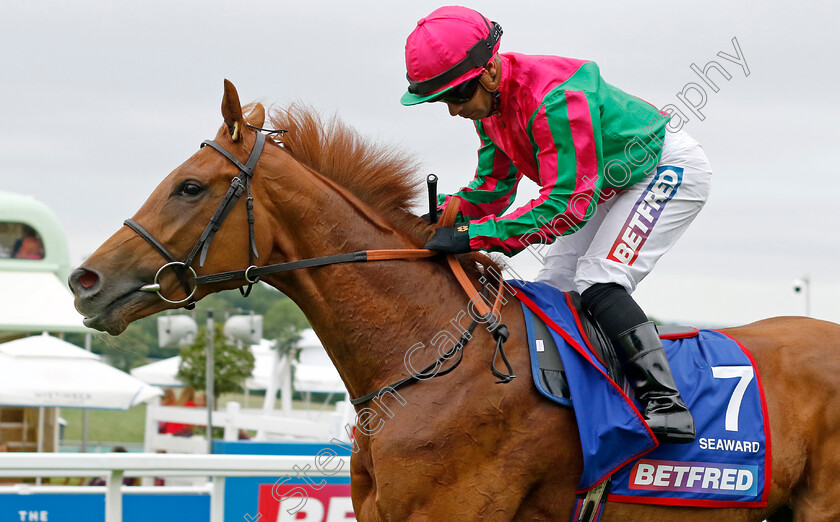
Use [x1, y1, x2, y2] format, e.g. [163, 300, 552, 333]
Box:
[443, 53, 669, 255]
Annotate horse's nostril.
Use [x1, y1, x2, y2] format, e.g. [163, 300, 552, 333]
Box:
[78, 271, 99, 289]
[70, 268, 101, 293]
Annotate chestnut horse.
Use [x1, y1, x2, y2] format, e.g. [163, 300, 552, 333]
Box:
[70, 81, 840, 521]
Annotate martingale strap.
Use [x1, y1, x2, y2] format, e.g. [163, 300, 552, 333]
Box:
[350, 198, 514, 406]
[350, 289, 484, 407]
[350, 278, 508, 406]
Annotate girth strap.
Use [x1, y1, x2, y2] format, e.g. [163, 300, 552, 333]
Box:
[577, 477, 611, 522]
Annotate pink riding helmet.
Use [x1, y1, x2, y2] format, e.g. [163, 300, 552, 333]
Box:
[401, 6, 502, 106]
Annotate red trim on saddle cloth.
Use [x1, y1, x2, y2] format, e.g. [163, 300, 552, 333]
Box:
[513, 289, 659, 494]
[605, 494, 767, 509]
[713, 329, 772, 507]
[563, 292, 608, 368]
[659, 328, 700, 340]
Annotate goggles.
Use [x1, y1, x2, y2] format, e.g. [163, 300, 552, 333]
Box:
[437, 76, 482, 104]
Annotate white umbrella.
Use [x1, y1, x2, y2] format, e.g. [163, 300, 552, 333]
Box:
[295, 338, 346, 394]
[131, 334, 347, 395]
[246, 339, 280, 391]
[130, 356, 184, 388]
[0, 333, 161, 409]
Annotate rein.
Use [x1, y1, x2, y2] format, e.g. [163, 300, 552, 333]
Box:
[192, 248, 436, 287]
[125, 128, 514, 405]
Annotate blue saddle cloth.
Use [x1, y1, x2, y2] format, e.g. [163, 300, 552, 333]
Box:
[509, 280, 769, 508]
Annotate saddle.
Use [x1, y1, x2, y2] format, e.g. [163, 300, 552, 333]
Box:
[513, 280, 770, 518]
[528, 291, 697, 407]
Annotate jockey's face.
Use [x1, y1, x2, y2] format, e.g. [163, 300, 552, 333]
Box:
[444, 85, 493, 120]
[442, 59, 500, 120]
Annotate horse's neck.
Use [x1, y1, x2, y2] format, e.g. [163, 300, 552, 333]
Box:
[258, 168, 468, 399]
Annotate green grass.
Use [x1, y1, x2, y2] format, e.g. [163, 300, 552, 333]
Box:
[59, 392, 341, 447]
[61, 405, 148, 444]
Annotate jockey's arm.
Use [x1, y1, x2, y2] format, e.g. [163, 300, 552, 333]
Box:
[466, 90, 605, 255]
[438, 122, 521, 221]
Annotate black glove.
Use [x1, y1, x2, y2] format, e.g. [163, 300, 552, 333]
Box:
[424, 225, 471, 254]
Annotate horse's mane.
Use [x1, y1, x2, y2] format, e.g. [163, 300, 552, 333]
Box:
[266, 103, 501, 276]
[267, 104, 429, 242]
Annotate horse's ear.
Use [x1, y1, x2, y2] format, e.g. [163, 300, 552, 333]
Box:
[246, 103, 266, 129]
[221, 79, 245, 142]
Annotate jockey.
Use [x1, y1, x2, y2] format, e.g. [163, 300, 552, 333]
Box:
[402, 6, 712, 444]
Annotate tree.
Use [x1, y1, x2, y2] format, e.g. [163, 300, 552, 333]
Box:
[177, 323, 255, 400]
[264, 299, 308, 335]
[194, 282, 286, 317]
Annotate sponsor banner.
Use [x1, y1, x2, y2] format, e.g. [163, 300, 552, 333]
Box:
[0, 493, 210, 522]
[607, 166, 683, 266]
[215, 441, 353, 521]
[257, 483, 355, 522]
[628, 459, 758, 496]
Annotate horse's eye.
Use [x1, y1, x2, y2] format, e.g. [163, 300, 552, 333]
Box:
[179, 183, 203, 197]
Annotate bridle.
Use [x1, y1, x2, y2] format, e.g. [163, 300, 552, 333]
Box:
[125, 131, 267, 307]
[124, 125, 514, 398]
[125, 128, 441, 306]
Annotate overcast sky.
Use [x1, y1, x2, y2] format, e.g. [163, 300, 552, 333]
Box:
[1, 1, 838, 327]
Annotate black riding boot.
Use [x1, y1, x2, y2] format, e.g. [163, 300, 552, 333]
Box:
[615, 321, 695, 444]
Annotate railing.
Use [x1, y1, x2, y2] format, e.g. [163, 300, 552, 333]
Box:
[0, 452, 351, 522]
[144, 400, 355, 455]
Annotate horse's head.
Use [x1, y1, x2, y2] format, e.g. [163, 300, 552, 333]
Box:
[71, 79, 432, 336]
[69, 80, 279, 334]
